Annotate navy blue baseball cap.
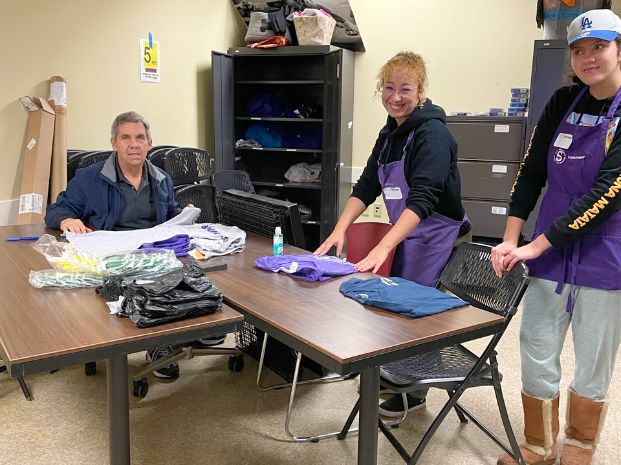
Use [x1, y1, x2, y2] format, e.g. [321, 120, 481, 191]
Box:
[567, 9, 621, 45]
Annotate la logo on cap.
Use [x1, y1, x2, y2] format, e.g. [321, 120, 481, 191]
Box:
[581, 16, 593, 30]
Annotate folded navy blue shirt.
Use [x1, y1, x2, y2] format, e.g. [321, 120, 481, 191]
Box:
[339, 277, 468, 318]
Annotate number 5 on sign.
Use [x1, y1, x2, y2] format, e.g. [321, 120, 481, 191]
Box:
[140, 38, 160, 82]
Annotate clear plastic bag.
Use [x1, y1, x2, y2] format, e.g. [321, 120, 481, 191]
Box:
[29, 270, 104, 289]
[30, 235, 183, 289]
[33, 234, 102, 273]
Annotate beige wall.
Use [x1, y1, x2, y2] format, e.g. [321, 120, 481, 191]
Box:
[3, 0, 620, 221]
[0, 0, 245, 205]
[348, 0, 542, 170]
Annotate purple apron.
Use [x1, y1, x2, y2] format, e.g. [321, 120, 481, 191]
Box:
[528, 85, 621, 311]
[378, 130, 464, 286]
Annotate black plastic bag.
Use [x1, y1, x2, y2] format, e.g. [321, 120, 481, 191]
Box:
[97, 258, 222, 328]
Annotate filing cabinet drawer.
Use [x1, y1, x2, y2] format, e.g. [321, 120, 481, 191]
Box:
[458, 161, 519, 200]
[448, 117, 525, 162]
[463, 199, 510, 238]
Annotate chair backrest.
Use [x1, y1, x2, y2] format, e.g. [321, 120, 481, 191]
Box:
[211, 170, 255, 194]
[174, 184, 218, 223]
[439, 242, 529, 317]
[158, 147, 214, 186]
[67, 150, 114, 181]
[345, 222, 395, 277]
[216, 189, 305, 248]
[148, 145, 177, 157]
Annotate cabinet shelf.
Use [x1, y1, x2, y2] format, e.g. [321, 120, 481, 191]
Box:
[253, 180, 321, 190]
[235, 117, 323, 123]
[236, 80, 324, 85]
[235, 147, 322, 153]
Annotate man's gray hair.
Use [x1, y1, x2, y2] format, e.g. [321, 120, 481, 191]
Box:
[110, 111, 151, 140]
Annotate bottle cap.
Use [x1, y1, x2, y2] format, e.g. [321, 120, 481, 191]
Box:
[275, 226, 282, 235]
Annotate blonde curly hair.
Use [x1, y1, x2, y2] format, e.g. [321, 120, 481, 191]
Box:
[375, 51, 428, 106]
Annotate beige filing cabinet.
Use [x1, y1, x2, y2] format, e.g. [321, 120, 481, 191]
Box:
[447, 116, 527, 239]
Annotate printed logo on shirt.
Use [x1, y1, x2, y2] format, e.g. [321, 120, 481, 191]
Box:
[380, 277, 398, 286]
[554, 149, 566, 164]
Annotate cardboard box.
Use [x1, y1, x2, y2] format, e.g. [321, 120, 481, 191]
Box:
[48, 76, 67, 203]
[17, 96, 55, 225]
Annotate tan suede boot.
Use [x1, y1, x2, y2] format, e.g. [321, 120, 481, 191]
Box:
[497, 393, 559, 465]
[560, 388, 607, 465]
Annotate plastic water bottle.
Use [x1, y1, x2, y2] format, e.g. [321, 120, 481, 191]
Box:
[273, 226, 284, 256]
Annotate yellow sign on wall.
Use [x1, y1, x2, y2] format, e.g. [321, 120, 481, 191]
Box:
[140, 35, 160, 83]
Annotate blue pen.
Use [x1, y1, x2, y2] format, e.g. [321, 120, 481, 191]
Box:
[5, 236, 39, 242]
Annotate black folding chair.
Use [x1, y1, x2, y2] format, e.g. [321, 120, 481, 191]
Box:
[338, 242, 529, 465]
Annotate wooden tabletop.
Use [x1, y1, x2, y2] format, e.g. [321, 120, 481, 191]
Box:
[0, 224, 242, 369]
[208, 233, 504, 370]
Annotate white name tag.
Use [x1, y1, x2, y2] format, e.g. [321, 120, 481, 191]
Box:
[383, 187, 403, 200]
[554, 133, 573, 149]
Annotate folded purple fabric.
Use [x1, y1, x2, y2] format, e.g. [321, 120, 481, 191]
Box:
[140, 234, 190, 257]
[255, 254, 356, 282]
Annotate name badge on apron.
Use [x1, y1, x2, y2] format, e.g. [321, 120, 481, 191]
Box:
[553, 133, 573, 149]
[383, 186, 403, 200]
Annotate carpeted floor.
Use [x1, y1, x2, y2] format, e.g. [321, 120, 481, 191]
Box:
[1, 310, 619, 465]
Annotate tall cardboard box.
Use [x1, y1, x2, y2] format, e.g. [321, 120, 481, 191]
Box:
[48, 76, 67, 203]
[17, 96, 55, 224]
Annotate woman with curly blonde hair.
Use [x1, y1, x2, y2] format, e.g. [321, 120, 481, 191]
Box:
[315, 51, 471, 417]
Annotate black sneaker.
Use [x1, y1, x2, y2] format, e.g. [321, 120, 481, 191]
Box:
[378, 394, 426, 418]
[191, 335, 226, 349]
[146, 346, 180, 379]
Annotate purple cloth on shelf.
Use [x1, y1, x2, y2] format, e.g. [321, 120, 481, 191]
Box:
[139, 234, 190, 257]
[255, 254, 356, 282]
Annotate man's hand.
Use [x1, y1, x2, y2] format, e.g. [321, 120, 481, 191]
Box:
[60, 218, 92, 234]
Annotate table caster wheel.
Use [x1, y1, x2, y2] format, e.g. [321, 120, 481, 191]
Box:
[85, 362, 97, 376]
[228, 355, 244, 372]
[133, 378, 149, 398]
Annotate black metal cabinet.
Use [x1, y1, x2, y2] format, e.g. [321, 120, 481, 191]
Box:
[447, 116, 526, 239]
[212, 46, 354, 250]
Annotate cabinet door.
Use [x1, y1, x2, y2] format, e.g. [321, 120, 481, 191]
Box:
[212, 51, 235, 172]
[319, 50, 341, 242]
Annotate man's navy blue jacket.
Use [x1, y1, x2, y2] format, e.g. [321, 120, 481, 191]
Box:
[45, 153, 181, 230]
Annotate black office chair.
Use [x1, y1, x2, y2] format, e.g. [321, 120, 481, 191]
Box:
[147, 145, 177, 158]
[67, 150, 113, 181]
[152, 147, 214, 187]
[211, 170, 255, 194]
[337, 242, 529, 464]
[174, 184, 218, 223]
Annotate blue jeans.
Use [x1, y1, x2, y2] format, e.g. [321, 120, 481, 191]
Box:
[520, 277, 621, 400]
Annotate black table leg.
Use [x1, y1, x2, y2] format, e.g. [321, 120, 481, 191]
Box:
[107, 354, 130, 465]
[358, 366, 379, 465]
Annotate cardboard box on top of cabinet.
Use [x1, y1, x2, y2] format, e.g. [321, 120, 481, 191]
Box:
[17, 96, 55, 225]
